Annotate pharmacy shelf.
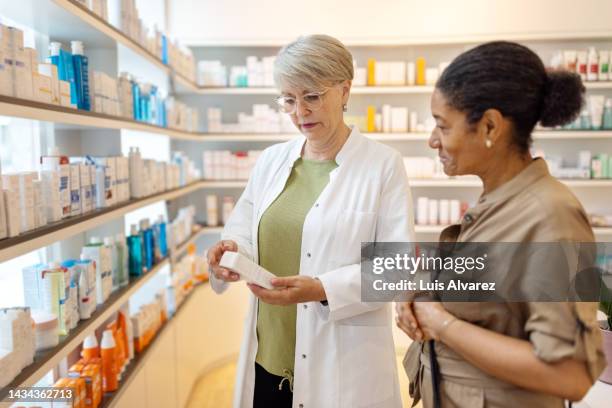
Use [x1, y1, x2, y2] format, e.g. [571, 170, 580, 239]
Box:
[0, 0, 200, 91]
[585, 81, 612, 90]
[415, 225, 612, 235]
[0, 258, 170, 401]
[169, 224, 225, 260]
[409, 179, 612, 188]
[101, 281, 206, 408]
[0, 181, 206, 264]
[197, 131, 612, 142]
[200, 180, 249, 188]
[0, 95, 204, 141]
[182, 32, 612, 47]
[188, 86, 436, 95]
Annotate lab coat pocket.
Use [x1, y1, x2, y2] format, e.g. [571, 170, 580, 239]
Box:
[331, 210, 376, 267]
[339, 325, 395, 407]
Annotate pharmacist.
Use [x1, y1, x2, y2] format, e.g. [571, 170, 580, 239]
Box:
[207, 34, 414, 408]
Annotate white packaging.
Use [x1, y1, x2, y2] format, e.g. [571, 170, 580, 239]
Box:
[439, 199, 450, 225]
[0, 172, 6, 239]
[406, 62, 416, 86]
[222, 196, 235, 225]
[450, 200, 461, 224]
[428, 199, 439, 225]
[3, 189, 21, 237]
[598, 51, 610, 81]
[22, 263, 45, 310]
[59, 80, 73, 107]
[382, 104, 392, 133]
[79, 164, 93, 213]
[70, 164, 82, 216]
[354, 67, 367, 87]
[416, 197, 428, 226]
[40, 170, 63, 222]
[426, 68, 439, 86]
[206, 195, 219, 226]
[82, 239, 112, 305]
[219, 251, 276, 289]
[390, 62, 406, 85]
[41, 152, 71, 218]
[32, 68, 52, 104]
[409, 112, 418, 133]
[390, 107, 408, 133]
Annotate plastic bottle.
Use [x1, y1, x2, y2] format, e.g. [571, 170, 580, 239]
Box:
[603, 99, 612, 129]
[81, 333, 99, 360]
[105, 236, 119, 292]
[71, 41, 91, 110]
[115, 233, 129, 287]
[587, 47, 599, 82]
[416, 57, 426, 86]
[154, 215, 168, 259]
[140, 219, 154, 271]
[127, 224, 143, 277]
[100, 330, 118, 392]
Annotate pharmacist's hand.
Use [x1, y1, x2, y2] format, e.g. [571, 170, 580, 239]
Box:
[247, 276, 326, 305]
[412, 301, 456, 342]
[207, 240, 240, 282]
[395, 301, 425, 342]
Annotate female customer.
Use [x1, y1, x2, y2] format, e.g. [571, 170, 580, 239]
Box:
[208, 34, 414, 408]
[396, 41, 607, 407]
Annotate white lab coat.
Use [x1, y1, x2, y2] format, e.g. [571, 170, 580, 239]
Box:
[211, 127, 415, 408]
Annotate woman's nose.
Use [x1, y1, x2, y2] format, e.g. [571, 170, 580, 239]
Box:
[296, 99, 311, 117]
[429, 130, 441, 149]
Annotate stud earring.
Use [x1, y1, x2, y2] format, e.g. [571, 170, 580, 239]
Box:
[342, 104, 347, 112]
[485, 139, 493, 148]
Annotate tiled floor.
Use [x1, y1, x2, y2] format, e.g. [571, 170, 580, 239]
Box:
[186, 351, 421, 408]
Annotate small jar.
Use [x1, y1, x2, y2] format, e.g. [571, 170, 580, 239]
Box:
[32, 312, 59, 351]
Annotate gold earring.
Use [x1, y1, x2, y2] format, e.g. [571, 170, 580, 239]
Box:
[485, 139, 493, 148]
[342, 104, 347, 112]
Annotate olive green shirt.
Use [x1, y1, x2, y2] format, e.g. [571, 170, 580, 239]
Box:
[256, 157, 338, 377]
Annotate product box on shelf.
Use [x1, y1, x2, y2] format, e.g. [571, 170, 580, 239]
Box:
[41, 150, 72, 219]
[0, 307, 36, 389]
[70, 163, 82, 216]
[3, 189, 21, 237]
[82, 238, 113, 305]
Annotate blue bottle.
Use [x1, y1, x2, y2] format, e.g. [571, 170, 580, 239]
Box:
[154, 216, 168, 259]
[140, 219, 154, 271]
[161, 34, 168, 65]
[49, 42, 78, 107]
[131, 80, 141, 121]
[71, 41, 91, 111]
[127, 224, 144, 277]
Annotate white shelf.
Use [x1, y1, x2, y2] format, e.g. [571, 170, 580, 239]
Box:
[416, 225, 612, 235]
[189, 86, 435, 95]
[594, 228, 612, 235]
[0, 95, 204, 141]
[181, 31, 612, 47]
[201, 180, 249, 188]
[409, 179, 612, 188]
[533, 131, 612, 139]
[0, 181, 206, 263]
[0, 258, 169, 394]
[585, 81, 612, 90]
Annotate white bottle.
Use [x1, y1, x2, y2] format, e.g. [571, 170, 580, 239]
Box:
[129, 147, 144, 199]
[206, 195, 219, 227]
[105, 236, 119, 292]
[587, 47, 599, 82]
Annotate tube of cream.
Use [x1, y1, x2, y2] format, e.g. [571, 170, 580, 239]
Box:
[588, 95, 605, 129]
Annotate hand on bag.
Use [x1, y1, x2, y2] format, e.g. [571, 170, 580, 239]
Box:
[247, 276, 326, 305]
[207, 240, 241, 283]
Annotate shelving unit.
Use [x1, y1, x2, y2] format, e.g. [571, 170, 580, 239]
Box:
[0, 257, 170, 400]
[0, 0, 200, 91]
[100, 281, 207, 408]
[0, 181, 206, 263]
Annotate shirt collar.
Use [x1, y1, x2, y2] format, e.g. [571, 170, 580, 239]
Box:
[477, 157, 550, 206]
[287, 125, 363, 166]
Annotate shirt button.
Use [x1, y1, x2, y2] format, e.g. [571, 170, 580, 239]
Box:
[307, 252, 311, 258]
[299, 405, 304, 408]
[464, 214, 474, 223]
[478, 197, 486, 204]
[302, 354, 307, 359]
[303, 304, 308, 309]
[315, 203, 319, 207]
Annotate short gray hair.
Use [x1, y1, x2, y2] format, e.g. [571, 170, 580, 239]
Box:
[274, 34, 354, 91]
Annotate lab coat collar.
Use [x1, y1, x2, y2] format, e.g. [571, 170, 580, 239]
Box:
[287, 125, 363, 167]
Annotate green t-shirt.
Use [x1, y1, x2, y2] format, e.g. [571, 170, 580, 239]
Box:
[256, 157, 338, 378]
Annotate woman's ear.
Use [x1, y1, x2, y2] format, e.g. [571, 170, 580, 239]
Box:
[479, 108, 504, 143]
[341, 80, 352, 104]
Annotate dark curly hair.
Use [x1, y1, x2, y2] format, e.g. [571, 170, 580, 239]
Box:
[436, 41, 585, 152]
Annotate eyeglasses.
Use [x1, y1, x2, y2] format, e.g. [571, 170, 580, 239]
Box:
[274, 88, 330, 114]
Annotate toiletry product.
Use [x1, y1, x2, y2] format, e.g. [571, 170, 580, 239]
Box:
[428, 199, 439, 225]
[70, 163, 82, 215]
[366, 106, 376, 133]
[105, 236, 120, 292]
[416, 57, 426, 86]
[77, 261, 94, 320]
[100, 330, 118, 392]
[41, 147, 71, 218]
[439, 199, 450, 225]
[382, 104, 391, 133]
[589, 95, 605, 129]
[222, 196, 235, 225]
[587, 47, 599, 81]
[406, 62, 416, 86]
[115, 233, 129, 287]
[31, 312, 59, 351]
[417, 197, 428, 225]
[82, 237, 112, 305]
[154, 216, 168, 259]
[41, 262, 68, 335]
[563, 50, 577, 72]
[599, 50, 610, 81]
[366, 58, 376, 86]
[450, 200, 461, 224]
[127, 224, 144, 277]
[579, 108, 592, 129]
[48, 42, 78, 106]
[140, 219, 154, 271]
[219, 251, 277, 289]
[577, 51, 588, 81]
[603, 99, 612, 129]
[71, 41, 91, 110]
[206, 195, 218, 226]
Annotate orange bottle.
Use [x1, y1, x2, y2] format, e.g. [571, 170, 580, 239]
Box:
[81, 334, 99, 361]
[416, 57, 426, 86]
[100, 330, 118, 392]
